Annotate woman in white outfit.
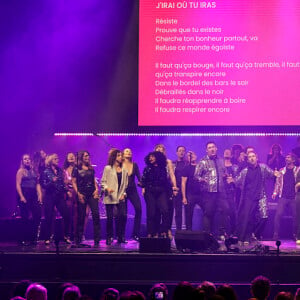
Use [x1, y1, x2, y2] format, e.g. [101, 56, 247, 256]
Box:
[101, 149, 128, 245]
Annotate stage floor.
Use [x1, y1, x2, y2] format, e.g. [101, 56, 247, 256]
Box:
[1, 238, 300, 254]
[1, 239, 300, 299]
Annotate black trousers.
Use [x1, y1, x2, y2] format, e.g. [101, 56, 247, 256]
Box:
[237, 197, 266, 242]
[274, 197, 296, 236]
[296, 193, 300, 239]
[185, 193, 202, 231]
[127, 187, 142, 237]
[44, 192, 70, 241]
[202, 192, 228, 235]
[226, 190, 237, 235]
[105, 201, 127, 239]
[145, 186, 169, 235]
[18, 187, 41, 242]
[173, 192, 185, 231]
[76, 194, 100, 243]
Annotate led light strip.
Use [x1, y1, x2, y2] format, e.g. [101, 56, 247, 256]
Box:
[54, 133, 94, 136]
[54, 132, 300, 137]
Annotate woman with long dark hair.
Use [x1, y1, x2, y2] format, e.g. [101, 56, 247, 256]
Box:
[41, 154, 70, 245]
[63, 152, 77, 240]
[16, 154, 42, 245]
[154, 144, 178, 239]
[32, 150, 47, 178]
[101, 149, 128, 245]
[122, 148, 142, 241]
[72, 151, 100, 247]
[141, 151, 170, 238]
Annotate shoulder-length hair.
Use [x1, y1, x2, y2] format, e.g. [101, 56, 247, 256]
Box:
[108, 149, 122, 167]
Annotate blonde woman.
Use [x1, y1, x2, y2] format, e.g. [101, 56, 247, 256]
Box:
[16, 154, 42, 245]
[41, 154, 70, 245]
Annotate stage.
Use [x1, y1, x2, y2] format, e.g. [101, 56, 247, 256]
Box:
[1, 238, 300, 299]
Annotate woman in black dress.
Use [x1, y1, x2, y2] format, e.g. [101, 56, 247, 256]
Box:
[122, 148, 142, 241]
[141, 151, 169, 238]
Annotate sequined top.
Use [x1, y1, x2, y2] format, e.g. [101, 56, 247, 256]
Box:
[194, 155, 226, 193]
[72, 166, 96, 196]
[42, 166, 66, 195]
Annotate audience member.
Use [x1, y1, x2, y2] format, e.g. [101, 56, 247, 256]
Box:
[198, 281, 216, 299]
[12, 280, 32, 299]
[63, 285, 81, 300]
[26, 283, 47, 300]
[100, 288, 120, 300]
[172, 281, 194, 300]
[274, 292, 293, 300]
[250, 276, 270, 300]
[56, 283, 74, 300]
[216, 284, 238, 300]
[119, 291, 145, 300]
[149, 283, 168, 300]
[294, 288, 300, 300]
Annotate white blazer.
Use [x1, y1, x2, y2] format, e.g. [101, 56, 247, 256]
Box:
[101, 165, 128, 204]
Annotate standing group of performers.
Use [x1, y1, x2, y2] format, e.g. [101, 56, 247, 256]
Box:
[16, 141, 300, 247]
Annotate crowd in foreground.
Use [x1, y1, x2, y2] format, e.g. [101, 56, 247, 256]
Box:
[8, 275, 300, 300]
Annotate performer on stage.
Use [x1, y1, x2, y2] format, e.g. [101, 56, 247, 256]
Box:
[16, 154, 42, 245]
[154, 144, 178, 238]
[32, 150, 47, 178]
[296, 169, 300, 244]
[294, 155, 300, 245]
[231, 151, 280, 244]
[231, 144, 244, 166]
[72, 151, 100, 247]
[41, 154, 71, 245]
[141, 151, 170, 238]
[172, 146, 188, 231]
[181, 151, 202, 231]
[63, 152, 77, 240]
[122, 148, 142, 241]
[267, 144, 285, 170]
[224, 149, 239, 236]
[194, 142, 229, 238]
[101, 149, 128, 245]
[272, 153, 298, 241]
